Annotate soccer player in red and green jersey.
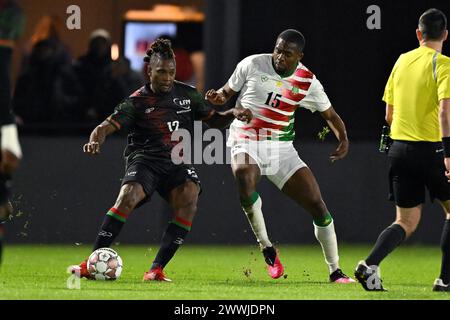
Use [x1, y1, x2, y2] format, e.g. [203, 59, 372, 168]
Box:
[69, 39, 251, 281]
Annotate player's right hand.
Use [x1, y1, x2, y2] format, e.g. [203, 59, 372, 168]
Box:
[205, 89, 226, 105]
[83, 142, 101, 155]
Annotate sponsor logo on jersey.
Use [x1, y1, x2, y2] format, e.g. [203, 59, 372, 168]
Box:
[177, 109, 191, 114]
[145, 107, 155, 114]
[127, 171, 137, 177]
[173, 98, 191, 109]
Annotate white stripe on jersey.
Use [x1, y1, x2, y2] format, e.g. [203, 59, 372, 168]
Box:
[247, 104, 295, 116]
[278, 96, 300, 106]
[293, 75, 314, 83]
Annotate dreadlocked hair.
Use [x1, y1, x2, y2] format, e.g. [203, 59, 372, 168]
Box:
[143, 38, 175, 63]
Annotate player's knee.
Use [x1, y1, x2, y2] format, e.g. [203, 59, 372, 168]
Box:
[234, 166, 257, 193]
[305, 197, 327, 216]
[116, 196, 137, 213]
[1, 151, 20, 174]
[174, 199, 198, 220]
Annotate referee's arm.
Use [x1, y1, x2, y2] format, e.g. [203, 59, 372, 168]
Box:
[385, 104, 393, 126]
[439, 98, 450, 181]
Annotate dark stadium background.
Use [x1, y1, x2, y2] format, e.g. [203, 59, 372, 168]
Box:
[7, 0, 450, 245]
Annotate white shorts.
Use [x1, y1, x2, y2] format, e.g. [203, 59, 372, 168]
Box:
[1, 124, 22, 159]
[229, 140, 307, 189]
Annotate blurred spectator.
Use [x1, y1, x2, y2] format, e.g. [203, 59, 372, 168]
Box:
[13, 39, 82, 123]
[112, 57, 145, 94]
[74, 29, 126, 122]
[22, 15, 71, 70]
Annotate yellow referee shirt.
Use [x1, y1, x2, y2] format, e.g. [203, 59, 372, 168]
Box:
[383, 46, 450, 141]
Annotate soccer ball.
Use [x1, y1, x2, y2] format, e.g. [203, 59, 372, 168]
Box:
[87, 248, 123, 280]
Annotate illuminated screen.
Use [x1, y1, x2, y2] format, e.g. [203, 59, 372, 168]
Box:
[123, 22, 177, 71]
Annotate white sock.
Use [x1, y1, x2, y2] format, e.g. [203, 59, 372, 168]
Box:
[242, 195, 272, 248]
[314, 220, 340, 274]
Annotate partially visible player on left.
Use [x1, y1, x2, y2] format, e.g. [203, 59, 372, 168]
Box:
[0, 0, 24, 265]
[68, 39, 252, 281]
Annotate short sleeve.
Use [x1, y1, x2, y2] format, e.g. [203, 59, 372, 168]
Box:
[299, 77, 331, 113]
[437, 58, 450, 101]
[107, 99, 136, 130]
[227, 57, 251, 92]
[189, 89, 215, 121]
[382, 56, 401, 105]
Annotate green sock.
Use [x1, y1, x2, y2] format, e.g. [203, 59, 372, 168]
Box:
[314, 212, 333, 227]
[240, 192, 259, 208]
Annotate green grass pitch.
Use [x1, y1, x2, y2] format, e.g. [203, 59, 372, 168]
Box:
[0, 244, 448, 300]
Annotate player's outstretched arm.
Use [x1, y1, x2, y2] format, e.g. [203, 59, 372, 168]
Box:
[320, 106, 349, 162]
[204, 105, 252, 129]
[83, 120, 118, 155]
[205, 84, 238, 106]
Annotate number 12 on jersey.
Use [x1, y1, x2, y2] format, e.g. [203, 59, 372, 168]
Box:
[167, 121, 180, 132]
[265, 92, 282, 108]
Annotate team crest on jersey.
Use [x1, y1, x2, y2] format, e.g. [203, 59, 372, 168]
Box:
[291, 86, 299, 94]
[261, 75, 268, 82]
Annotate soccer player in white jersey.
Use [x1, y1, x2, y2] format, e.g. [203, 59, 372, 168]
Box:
[205, 29, 355, 283]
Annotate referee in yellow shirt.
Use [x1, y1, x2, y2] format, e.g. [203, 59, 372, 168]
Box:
[355, 8, 450, 292]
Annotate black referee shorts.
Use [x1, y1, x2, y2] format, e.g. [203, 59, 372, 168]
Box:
[388, 140, 450, 208]
[121, 156, 201, 206]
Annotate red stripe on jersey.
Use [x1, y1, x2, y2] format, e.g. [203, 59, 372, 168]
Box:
[130, 87, 150, 97]
[236, 133, 267, 141]
[288, 78, 312, 91]
[282, 88, 306, 103]
[130, 89, 141, 97]
[260, 107, 291, 122]
[107, 117, 121, 130]
[277, 100, 298, 113]
[243, 118, 285, 131]
[295, 68, 314, 79]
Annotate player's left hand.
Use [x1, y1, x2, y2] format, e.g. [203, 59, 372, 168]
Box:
[330, 140, 349, 162]
[444, 158, 450, 182]
[233, 107, 252, 123]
